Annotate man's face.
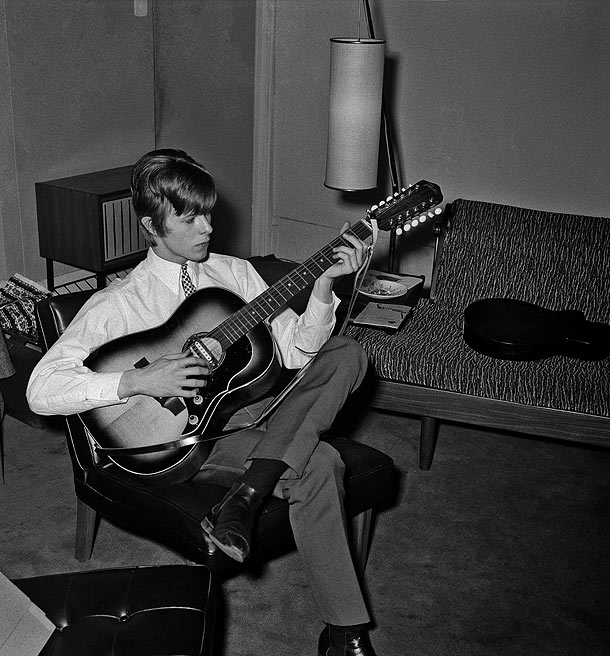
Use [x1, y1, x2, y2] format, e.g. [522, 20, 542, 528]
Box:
[145, 209, 213, 263]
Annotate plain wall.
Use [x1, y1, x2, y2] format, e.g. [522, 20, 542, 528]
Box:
[0, 0, 255, 283]
[153, 0, 256, 259]
[0, 0, 154, 283]
[269, 0, 610, 282]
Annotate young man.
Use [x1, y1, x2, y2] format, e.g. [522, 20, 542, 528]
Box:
[27, 149, 379, 656]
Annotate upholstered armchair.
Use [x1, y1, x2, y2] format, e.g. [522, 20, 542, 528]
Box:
[34, 260, 396, 574]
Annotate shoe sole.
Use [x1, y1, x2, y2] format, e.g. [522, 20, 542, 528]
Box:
[201, 517, 247, 563]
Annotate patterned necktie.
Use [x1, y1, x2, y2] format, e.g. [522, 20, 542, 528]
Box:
[181, 262, 196, 297]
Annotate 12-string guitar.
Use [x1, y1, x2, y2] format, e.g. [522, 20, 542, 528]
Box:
[81, 181, 443, 485]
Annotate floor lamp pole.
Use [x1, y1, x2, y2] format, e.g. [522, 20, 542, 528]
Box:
[361, 0, 401, 272]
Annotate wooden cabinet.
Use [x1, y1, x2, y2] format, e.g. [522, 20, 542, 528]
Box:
[35, 166, 146, 290]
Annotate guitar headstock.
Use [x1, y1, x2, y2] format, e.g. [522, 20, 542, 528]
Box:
[367, 180, 443, 235]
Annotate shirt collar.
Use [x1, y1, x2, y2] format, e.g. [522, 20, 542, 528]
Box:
[146, 248, 194, 297]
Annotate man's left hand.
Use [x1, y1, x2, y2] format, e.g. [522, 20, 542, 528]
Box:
[321, 221, 368, 281]
[312, 222, 368, 304]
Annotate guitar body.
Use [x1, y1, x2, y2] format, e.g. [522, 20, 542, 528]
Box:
[82, 287, 281, 485]
[464, 298, 610, 361]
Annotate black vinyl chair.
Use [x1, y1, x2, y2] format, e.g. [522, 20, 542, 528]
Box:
[34, 280, 396, 575]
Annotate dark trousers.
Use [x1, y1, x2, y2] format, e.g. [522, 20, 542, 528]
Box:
[199, 336, 371, 625]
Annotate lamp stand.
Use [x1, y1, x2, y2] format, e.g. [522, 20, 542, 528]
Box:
[361, 0, 401, 272]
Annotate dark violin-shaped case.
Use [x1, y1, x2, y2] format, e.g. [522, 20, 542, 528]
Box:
[464, 298, 610, 361]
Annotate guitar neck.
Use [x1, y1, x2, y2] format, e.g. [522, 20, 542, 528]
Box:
[210, 220, 372, 349]
[204, 179, 443, 350]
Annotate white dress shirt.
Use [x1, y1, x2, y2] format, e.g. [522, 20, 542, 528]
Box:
[27, 249, 338, 417]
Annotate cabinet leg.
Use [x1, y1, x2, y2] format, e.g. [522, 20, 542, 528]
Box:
[419, 416, 439, 470]
[46, 259, 55, 292]
[95, 273, 106, 290]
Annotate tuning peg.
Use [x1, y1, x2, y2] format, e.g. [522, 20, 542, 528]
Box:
[395, 226, 403, 236]
[434, 207, 442, 215]
[386, 196, 393, 203]
[403, 223, 412, 232]
[418, 214, 427, 223]
[411, 219, 419, 227]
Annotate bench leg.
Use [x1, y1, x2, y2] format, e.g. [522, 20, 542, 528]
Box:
[419, 416, 439, 470]
[75, 498, 97, 561]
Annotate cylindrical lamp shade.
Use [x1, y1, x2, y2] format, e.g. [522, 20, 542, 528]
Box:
[325, 38, 385, 191]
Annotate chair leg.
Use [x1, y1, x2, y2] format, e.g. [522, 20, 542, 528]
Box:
[350, 508, 373, 576]
[0, 420, 4, 484]
[75, 498, 97, 561]
[419, 416, 439, 470]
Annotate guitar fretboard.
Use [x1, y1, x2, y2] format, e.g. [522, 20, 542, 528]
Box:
[209, 220, 372, 350]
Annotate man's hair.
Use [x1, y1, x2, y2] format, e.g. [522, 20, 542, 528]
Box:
[131, 149, 217, 244]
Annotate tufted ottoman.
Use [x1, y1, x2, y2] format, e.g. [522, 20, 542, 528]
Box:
[12, 565, 215, 656]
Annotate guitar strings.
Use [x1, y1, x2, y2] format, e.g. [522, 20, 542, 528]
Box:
[337, 218, 379, 336]
[209, 225, 368, 346]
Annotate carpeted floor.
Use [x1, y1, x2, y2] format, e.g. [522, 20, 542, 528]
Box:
[1, 408, 609, 655]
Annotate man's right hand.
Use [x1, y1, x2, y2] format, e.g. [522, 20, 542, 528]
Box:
[118, 351, 209, 399]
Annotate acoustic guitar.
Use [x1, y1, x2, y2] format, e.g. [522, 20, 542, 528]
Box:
[82, 180, 443, 485]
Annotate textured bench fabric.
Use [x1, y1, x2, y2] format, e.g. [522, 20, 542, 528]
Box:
[347, 199, 610, 417]
[13, 565, 216, 656]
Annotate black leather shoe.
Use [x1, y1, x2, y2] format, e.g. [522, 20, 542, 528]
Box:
[201, 481, 262, 562]
[318, 625, 377, 656]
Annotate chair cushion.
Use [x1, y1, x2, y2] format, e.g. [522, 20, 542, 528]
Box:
[12, 565, 215, 656]
[75, 435, 396, 570]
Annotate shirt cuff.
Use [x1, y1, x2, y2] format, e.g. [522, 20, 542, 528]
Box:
[87, 371, 125, 403]
[301, 291, 340, 328]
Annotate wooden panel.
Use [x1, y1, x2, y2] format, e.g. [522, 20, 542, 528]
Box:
[369, 379, 610, 448]
[42, 167, 132, 196]
[35, 183, 104, 269]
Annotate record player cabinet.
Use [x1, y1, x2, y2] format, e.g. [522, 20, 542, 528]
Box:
[35, 165, 146, 290]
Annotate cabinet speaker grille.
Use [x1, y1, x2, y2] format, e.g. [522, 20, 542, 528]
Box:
[102, 196, 146, 261]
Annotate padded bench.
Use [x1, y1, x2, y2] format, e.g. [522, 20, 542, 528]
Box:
[346, 198, 610, 468]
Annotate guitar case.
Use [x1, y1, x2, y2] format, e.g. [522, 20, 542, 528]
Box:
[463, 298, 610, 361]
